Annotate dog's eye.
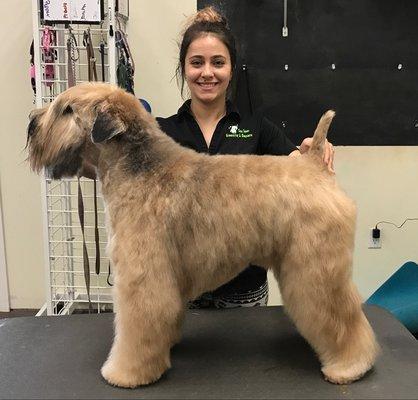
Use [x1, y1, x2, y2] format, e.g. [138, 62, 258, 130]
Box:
[63, 105, 73, 115]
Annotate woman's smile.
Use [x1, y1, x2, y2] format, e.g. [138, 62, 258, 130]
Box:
[196, 81, 219, 89]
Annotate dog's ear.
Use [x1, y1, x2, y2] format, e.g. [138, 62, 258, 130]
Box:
[91, 110, 126, 143]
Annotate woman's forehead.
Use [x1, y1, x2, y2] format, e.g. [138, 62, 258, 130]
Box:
[187, 34, 230, 58]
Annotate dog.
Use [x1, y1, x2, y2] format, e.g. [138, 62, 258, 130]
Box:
[26, 82, 379, 388]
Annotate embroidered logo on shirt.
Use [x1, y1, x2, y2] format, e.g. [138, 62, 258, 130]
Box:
[226, 125, 253, 139]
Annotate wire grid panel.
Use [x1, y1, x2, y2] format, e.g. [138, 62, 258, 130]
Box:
[47, 178, 113, 315]
[32, 0, 120, 314]
[38, 27, 111, 104]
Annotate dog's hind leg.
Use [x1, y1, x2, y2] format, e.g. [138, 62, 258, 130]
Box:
[101, 255, 184, 388]
[273, 221, 379, 384]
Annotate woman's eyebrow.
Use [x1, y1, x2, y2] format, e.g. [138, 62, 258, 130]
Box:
[188, 54, 226, 59]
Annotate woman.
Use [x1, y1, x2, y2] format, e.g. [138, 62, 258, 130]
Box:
[156, 7, 334, 308]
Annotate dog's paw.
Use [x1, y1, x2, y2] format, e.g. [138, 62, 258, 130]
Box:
[322, 361, 372, 385]
[101, 360, 163, 388]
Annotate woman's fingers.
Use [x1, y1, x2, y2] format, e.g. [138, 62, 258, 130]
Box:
[323, 141, 335, 173]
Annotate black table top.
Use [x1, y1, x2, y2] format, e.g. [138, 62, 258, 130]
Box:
[0, 305, 417, 399]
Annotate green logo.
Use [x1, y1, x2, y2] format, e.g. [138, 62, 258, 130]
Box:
[226, 125, 253, 139]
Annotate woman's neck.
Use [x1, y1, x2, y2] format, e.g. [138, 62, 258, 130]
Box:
[190, 96, 226, 123]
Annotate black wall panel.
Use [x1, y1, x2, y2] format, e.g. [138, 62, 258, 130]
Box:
[198, 0, 418, 145]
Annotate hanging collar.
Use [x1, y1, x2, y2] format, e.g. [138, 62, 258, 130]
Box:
[177, 99, 240, 120]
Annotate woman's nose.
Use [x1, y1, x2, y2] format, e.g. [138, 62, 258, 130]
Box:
[201, 64, 214, 78]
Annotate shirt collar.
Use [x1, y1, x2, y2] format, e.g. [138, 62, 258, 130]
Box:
[177, 99, 240, 120]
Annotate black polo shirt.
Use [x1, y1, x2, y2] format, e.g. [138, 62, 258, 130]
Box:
[157, 100, 296, 156]
[156, 100, 297, 296]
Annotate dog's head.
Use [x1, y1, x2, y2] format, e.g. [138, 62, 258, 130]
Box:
[26, 83, 156, 179]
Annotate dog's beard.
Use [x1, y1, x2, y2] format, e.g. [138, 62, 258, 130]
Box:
[47, 144, 83, 179]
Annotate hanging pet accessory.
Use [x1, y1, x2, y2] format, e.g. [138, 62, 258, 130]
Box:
[66, 26, 79, 88]
[41, 27, 57, 98]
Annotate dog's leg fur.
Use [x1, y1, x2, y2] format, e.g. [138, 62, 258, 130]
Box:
[101, 236, 184, 388]
[274, 199, 379, 384]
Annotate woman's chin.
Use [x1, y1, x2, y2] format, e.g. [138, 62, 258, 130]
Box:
[195, 93, 220, 104]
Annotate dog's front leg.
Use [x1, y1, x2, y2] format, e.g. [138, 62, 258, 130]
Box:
[101, 262, 184, 388]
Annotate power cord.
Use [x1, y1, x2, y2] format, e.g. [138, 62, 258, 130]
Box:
[373, 218, 418, 239]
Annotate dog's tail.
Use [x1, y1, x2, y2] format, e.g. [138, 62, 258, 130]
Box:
[308, 110, 335, 159]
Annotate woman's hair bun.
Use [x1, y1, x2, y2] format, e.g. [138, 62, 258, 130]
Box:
[183, 6, 227, 32]
[194, 6, 225, 24]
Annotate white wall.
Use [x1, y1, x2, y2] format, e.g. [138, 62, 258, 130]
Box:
[0, 1, 45, 309]
[130, 1, 196, 117]
[337, 146, 418, 299]
[0, 0, 417, 309]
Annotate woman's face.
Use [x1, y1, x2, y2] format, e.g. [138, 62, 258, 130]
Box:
[185, 34, 232, 105]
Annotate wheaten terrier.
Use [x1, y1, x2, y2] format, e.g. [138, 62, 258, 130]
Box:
[27, 83, 379, 388]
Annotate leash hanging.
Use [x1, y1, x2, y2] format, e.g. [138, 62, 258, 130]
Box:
[66, 26, 79, 88]
[93, 179, 101, 275]
[82, 29, 101, 278]
[99, 40, 106, 82]
[77, 177, 93, 313]
[83, 28, 98, 82]
[119, 28, 135, 74]
[99, 25, 107, 82]
[107, 263, 113, 286]
[100, 21, 112, 285]
[115, 29, 135, 94]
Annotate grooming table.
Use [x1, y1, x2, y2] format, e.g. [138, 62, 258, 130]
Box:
[0, 306, 417, 399]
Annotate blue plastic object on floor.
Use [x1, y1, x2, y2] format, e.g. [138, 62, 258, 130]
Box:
[367, 261, 418, 334]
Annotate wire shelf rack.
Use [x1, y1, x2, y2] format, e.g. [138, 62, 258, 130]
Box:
[31, 0, 126, 315]
[45, 178, 113, 315]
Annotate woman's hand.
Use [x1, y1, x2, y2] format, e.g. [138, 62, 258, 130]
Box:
[299, 137, 335, 173]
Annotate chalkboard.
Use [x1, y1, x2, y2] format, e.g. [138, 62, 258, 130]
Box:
[198, 0, 418, 145]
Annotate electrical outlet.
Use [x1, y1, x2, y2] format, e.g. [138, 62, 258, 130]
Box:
[368, 228, 381, 249]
